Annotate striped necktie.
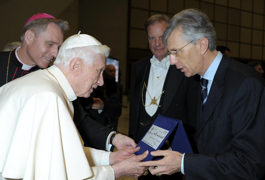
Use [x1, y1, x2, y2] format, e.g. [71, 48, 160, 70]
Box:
[201, 78, 208, 110]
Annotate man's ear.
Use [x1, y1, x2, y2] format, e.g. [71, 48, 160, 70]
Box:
[69, 58, 82, 76]
[199, 37, 209, 55]
[24, 30, 35, 45]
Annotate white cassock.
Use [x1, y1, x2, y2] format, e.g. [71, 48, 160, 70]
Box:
[0, 65, 114, 180]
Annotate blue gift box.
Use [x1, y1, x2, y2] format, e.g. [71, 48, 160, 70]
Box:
[135, 115, 193, 161]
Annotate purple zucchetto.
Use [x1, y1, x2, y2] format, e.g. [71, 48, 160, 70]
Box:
[24, 13, 55, 26]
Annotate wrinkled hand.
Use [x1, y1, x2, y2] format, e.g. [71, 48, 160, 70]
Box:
[92, 97, 104, 110]
[139, 150, 183, 176]
[112, 133, 137, 150]
[112, 150, 149, 178]
[109, 147, 140, 165]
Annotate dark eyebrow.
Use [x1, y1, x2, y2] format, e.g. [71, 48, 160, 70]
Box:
[46, 41, 61, 46]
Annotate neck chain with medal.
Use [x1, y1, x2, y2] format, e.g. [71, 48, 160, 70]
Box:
[140, 82, 165, 125]
[142, 82, 165, 107]
[46, 68, 73, 118]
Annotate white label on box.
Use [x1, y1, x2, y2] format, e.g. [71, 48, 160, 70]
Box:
[142, 125, 169, 149]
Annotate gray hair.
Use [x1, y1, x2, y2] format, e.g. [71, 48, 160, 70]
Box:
[163, 9, 216, 51]
[21, 18, 69, 42]
[2, 41, 21, 51]
[144, 14, 170, 35]
[53, 45, 110, 66]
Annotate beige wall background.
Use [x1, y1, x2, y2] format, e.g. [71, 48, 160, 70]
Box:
[79, 0, 128, 87]
[128, 0, 265, 62]
[0, 0, 77, 47]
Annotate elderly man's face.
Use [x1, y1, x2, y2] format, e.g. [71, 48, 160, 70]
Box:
[167, 29, 203, 77]
[147, 21, 168, 61]
[27, 23, 63, 68]
[76, 54, 106, 98]
[105, 65, 116, 77]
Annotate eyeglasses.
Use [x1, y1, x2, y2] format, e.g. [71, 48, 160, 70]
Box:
[167, 40, 193, 56]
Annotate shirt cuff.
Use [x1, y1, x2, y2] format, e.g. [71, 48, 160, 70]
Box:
[105, 131, 116, 151]
[98, 109, 103, 114]
[101, 151, 111, 165]
[181, 153, 185, 175]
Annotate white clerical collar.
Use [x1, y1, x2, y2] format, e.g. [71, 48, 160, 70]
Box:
[15, 46, 36, 70]
[150, 55, 170, 70]
[47, 65, 77, 101]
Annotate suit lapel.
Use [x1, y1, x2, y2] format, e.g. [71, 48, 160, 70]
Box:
[133, 58, 151, 121]
[197, 81, 223, 134]
[161, 65, 183, 115]
[197, 56, 230, 135]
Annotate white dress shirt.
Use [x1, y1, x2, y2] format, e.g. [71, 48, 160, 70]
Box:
[145, 55, 170, 116]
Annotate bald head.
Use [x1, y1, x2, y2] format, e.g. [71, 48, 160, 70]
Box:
[105, 64, 116, 77]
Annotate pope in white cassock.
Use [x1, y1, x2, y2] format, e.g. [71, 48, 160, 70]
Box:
[0, 33, 148, 180]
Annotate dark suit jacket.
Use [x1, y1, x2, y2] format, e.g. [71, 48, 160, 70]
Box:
[95, 71, 122, 119]
[73, 99, 112, 150]
[79, 71, 121, 128]
[185, 55, 265, 179]
[129, 55, 199, 145]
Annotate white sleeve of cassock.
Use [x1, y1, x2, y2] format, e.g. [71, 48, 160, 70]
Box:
[84, 147, 111, 166]
[84, 147, 115, 180]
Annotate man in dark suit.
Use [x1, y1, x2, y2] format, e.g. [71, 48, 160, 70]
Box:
[79, 71, 121, 131]
[129, 14, 198, 180]
[105, 64, 124, 105]
[140, 9, 265, 179]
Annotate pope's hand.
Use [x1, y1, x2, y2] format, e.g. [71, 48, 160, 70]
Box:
[139, 150, 183, 176]
[109, 147, 140, 165]
[112, 150, 149, 178]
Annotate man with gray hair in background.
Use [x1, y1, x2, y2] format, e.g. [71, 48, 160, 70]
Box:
[2, 42, 21, 52]
[0, 33, 148, 180]
[140, 9, 265, 179]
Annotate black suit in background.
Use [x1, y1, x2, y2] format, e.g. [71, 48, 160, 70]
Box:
[129, 55, 199, 180]
[79, 71, 122, 131]
[184, 55, 265, 179]
[0, 50, 39, 86]
[0, 50, 112, 151]
[73, 99, 112, 149]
